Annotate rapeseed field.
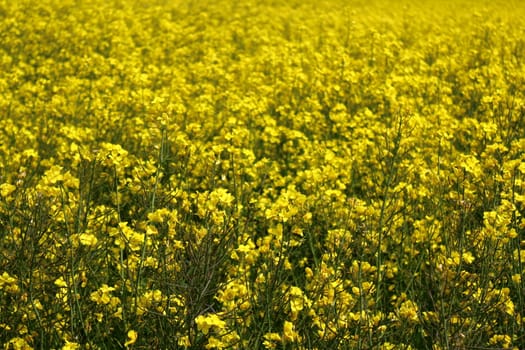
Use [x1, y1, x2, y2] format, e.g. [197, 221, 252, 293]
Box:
[1, 0, 525, 348]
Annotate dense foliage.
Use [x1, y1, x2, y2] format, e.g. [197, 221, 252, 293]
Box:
[1, 0, 525, 348]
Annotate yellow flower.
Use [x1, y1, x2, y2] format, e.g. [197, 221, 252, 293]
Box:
[78, 232, 98, 246]
[147, 208, 171, 223]
[209, 188, 235, 208]
[195, 313, 227, 335]
[6, 337, 32, 350]
[399, 300, 419, 323]
[136, 290, 164, 316]
[0, 183, 16, 198]
[263, 333, 281, 349]
[289, 286, 309, 320]
[177, 336, 190, 347]
[124, 330, 138, 347]
[283, 320, 299, 342]
[462, 251, 475, 264]
[54, 277, 68, 288]
[117, 222, 145, 251]
[456, 154, 482, 179]
[205, 336, 226, 349]
[62, 340, 80, 350]
[489, 334, 511, 347]
[0, 272, 16, 285]
[97, 142, 130, 171]
[90, 284, 116, 305]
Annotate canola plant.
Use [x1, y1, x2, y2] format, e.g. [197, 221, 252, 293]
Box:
[1, 0, 525, 349]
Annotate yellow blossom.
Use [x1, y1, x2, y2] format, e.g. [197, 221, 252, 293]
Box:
[124, 330, 138, 347]
[62, 340, 80, 350]
[283, 321, 300, 342]
[195, 314, 227, 335]
[6, 337, 32, 350]
[78, 232, 98, 246]
[0, 183, 16, 198]
[90, 284, 116, 305]
[399, 300, 419, 323]
[263, 333, 282, 349]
